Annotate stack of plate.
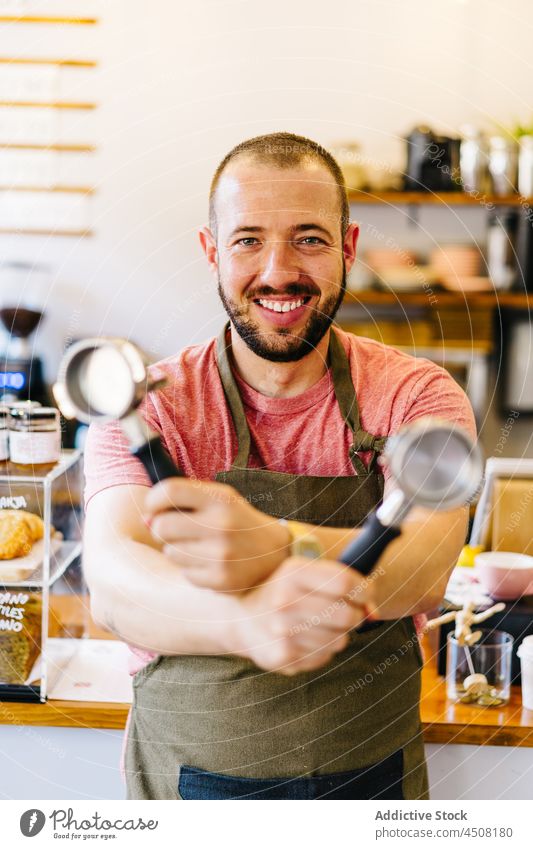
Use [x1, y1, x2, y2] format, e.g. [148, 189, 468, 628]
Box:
[430, 244, 493, 292]
[365, 248, 435, 292]
[365, 248, 417, 270]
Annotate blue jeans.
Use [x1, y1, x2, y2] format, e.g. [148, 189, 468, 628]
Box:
[178, 749, 404, 800]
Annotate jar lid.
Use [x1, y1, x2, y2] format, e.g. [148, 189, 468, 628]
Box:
[8, 400, 42, 413]
[490, 135, 516, 149]
[9, 405, 58, 422]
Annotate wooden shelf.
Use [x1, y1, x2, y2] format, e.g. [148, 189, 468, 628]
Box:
[0, 57, 97, 67]
[344, 289, 533, 310]
[0, 142, 96, 152]
[0, 16, 98, 25]
[348, 190, 532, 207]
[0, 100, 96, 109]
[0, 185, 94, 194]
[0, 228, 92, 237]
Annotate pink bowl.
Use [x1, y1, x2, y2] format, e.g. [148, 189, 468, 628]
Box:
[475, 551, 533, 600]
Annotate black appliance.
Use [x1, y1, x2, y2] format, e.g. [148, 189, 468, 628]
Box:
[404, 126, 461, 192]
[0, 262, 51, 407]
[0, 306, 49, 406]
[516, 203, 533, 292]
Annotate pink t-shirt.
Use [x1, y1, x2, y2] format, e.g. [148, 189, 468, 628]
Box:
[84, 327, 476, 676]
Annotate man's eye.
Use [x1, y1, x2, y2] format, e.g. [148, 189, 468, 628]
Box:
[299, 237, 325, 245]
[237, 237, 259, 246]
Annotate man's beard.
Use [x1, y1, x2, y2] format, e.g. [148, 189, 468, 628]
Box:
[217, 269, 347, 363]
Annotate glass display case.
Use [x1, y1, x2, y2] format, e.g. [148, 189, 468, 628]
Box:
[0, 450, 83, 702]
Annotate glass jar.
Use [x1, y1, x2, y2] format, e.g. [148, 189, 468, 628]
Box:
[446, 629, 513, 706]
[8, 406, 61, 467]
[518, 135, 533, 197]
[0, 405, 8, 462]
[488, 136, 518, 196]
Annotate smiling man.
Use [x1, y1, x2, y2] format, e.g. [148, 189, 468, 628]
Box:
[83, 132, 476, 801]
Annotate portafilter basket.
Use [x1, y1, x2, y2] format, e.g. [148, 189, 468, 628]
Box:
[340, 418, 483, 575]
[53, 337, 181, 483]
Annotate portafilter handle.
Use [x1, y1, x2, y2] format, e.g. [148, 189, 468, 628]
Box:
[339, 512, 402, 576]
[132, 435, 182, 484]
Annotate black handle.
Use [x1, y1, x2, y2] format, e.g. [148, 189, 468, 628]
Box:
[131, 435, 182, 484]
[339, 511, 402, 576]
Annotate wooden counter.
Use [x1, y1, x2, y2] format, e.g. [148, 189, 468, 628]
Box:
[421, 628, 533, 748]
[0, 594, 129, 730]
[1, 596, 533, 747]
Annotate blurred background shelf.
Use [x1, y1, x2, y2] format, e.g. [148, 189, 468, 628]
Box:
[348, 191, 533, 207]
[0, 185, 94, 193]
[0, 100, 96, 108]
[0, 57, 97, 66]
[344, 290, 533, 309]
[0, 227, 92, 236]
[0, 16, 97, 25]
[0, 142, 96, 150]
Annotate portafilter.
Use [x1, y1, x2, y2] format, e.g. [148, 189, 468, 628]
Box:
[340, 418, 483, 575]
[53, 337, 181, 483]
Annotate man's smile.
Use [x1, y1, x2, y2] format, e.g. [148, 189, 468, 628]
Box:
[251, 294, 315, 327]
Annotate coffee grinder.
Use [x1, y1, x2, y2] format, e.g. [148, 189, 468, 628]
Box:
[0, 262, 50, 405]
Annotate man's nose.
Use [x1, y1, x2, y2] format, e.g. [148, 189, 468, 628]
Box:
[258, 240, 299, 287]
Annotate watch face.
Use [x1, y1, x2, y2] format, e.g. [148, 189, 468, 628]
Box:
[292, 537, 322, 560]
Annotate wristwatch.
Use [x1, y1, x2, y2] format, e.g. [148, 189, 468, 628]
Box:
[279, 519, 323, 560]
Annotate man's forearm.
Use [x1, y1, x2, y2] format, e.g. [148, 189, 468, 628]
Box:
[301, 506, 467, 619]
[86, 538, 242, 656]
[286, 523, 361, 560]
[367, 506, 468, 619]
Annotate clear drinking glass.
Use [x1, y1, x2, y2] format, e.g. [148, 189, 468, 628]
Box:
[446, 628, 513, 705]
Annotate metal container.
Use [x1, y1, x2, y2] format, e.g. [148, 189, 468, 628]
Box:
[488, 136, 518, 196]
[502, 317, 533, 412]
[459, 127, 488, 194]
[518, 135, 533, 197]
[487, 209, 518, 290]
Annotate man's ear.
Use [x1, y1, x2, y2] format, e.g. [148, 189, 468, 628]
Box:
[199, 226, 218, 275]
[342, 222, 359, 274]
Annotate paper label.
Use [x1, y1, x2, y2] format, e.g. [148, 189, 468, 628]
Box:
[9, 430, 60, 464]
[0, 430, 8, 461]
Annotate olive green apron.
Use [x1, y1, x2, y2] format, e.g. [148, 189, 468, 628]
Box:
[124, 325, 429, 800]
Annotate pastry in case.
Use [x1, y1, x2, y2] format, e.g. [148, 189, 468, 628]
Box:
[0, 510, 44, 560]
[0, 592, 42, 685]
[0, 449, 83, 701]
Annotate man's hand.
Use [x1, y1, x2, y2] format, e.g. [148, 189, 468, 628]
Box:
[144, 478, 290, 592]
[231, 556, 378, 675]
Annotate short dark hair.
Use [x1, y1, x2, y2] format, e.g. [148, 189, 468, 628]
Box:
[209, 131, 349, 238]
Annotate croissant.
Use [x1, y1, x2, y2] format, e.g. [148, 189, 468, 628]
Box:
[0, 512, 39, 560]
[2, 510, 45, 543]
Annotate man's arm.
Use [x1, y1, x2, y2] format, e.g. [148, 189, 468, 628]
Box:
[274, 506, 467, 619]
[362, 504, 468, 618]
[83, 484, 243, 655]
[84, 484, 372, 673]
[144, 477, 467, 616]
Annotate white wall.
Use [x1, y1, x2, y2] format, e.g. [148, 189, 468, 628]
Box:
[1, 0, 532, 377]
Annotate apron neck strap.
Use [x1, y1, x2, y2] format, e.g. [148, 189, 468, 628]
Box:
[216, 323, 251, 470]
[328, 329, 387, 473]
[216, 322, 386, 474]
